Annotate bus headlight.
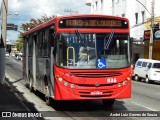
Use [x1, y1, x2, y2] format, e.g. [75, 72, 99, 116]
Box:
[70, 84, 75, 88]
[58, 77, 63, 82]
[122, 80, 127, 85]
[64, 81, 68, 86]
[118, 83, 122, 87]
[127, 77, 131, 80]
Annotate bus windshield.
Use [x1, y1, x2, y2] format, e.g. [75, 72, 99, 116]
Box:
[56, 32, 131, 69]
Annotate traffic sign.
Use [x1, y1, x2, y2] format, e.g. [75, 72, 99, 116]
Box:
[7, 23, 18, 31]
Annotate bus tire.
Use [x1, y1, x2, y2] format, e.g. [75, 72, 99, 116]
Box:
[29, 74, 34, 92]
[44, 79, 51, 106]
[102, 99, 115, 107]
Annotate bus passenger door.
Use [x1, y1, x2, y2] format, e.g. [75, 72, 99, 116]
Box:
[32, 35, 37, 89]
[25, 39, 29, 83]
[49, 26, 55, 97]
[50, 46, 54, 97]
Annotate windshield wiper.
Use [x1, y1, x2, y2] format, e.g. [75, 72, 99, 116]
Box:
[104, 30, 115, 50]
[75, 30, 82, 41]
[75, 30, 87, 51]
[101, 30, 115, 58]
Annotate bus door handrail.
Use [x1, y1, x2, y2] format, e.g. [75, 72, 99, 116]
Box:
[80, 53, 90, 62]
[67, 46, 75, 66]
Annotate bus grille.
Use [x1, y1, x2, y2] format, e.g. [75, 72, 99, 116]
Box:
[77, 84, 115, 87]
[79, 91, 113, 98]
[70, 72, 122, 78]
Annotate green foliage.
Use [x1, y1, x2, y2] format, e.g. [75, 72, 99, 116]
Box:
[20, 14, 55, 31]
[16, 33, 23, 52]
[18, 14, 55, 51]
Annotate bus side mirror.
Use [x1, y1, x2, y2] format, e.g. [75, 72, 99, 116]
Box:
[131, 64, 135, 69]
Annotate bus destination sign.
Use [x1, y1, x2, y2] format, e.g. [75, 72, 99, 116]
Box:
[59, 17, 128, 29]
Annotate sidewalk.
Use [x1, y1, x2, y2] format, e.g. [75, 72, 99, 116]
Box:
[0, 78, 31, 119]
[0, 82, 29, 112]
[0, 76, 45, 120]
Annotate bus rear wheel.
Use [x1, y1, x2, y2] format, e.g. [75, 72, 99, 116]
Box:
[102, 99, 115, 107]
[44, 80, 51, 106]
[29, 74, 34, 92]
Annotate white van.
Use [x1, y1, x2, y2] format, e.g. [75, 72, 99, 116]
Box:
[133, 58, 160, 83]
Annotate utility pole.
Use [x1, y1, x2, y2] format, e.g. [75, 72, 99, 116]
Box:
[148, 0, 155, 59]
[0, 0, 8, 84]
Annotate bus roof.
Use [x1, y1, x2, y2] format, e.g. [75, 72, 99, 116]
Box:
[56, 14, 129, 20]
[23, 14, 129, 37]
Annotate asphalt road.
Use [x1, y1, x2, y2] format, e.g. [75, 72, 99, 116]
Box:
[5, 57, 160, 120]
[129, 80, 160, 111]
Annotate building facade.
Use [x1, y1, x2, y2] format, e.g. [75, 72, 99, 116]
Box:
[144, 16, 160, 60]
[85, 0, 112, 15]
[86, 0, 160, 62]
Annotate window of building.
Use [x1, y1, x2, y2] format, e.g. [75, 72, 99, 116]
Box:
[115, 0, 119, 4]
[154, 23, 159, 29]
[95, 1, 98, 10]
[100, 0, 103, 9]
[141, 11, 145, 23]
[92, 5, 94, 12]
[94, 1, 97, 11]
[122, 14, 125, 17]
[135, 13, 138, 24]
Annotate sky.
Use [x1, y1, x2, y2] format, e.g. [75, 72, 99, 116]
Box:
[1, 0, 90, 43]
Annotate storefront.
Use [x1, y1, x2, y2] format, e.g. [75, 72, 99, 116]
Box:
[144, 29, 160, 60]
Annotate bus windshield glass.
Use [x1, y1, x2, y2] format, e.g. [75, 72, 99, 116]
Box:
[56, 32, 130, 69]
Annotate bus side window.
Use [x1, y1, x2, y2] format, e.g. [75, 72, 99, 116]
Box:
[43, 30, 48, 56]
[28, 36, 33, 57]
[49, 25, 55, 47]
[37, 31, 43, 57]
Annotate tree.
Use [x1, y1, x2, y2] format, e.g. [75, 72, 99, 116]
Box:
[16, 33, 23, 52]
[17, 14, 55, 51]
[20, 14, 55, 31]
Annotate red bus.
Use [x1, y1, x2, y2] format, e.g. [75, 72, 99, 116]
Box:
[23, 14, 132, 106]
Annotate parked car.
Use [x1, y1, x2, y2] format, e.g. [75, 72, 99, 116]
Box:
[133, 58, 160, 83]
[16, 53, 22, 61]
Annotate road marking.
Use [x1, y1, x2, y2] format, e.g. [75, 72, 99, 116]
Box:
[124, 100, 157, 111]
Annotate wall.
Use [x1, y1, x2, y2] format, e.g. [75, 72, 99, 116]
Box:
[86, 0, 160, 61]
[144, 41, 160, 60]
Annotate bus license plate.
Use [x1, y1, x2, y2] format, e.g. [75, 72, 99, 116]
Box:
[90, 91, 102, 95]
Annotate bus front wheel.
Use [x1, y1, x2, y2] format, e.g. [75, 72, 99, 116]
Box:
[102, 99, 115, 107]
